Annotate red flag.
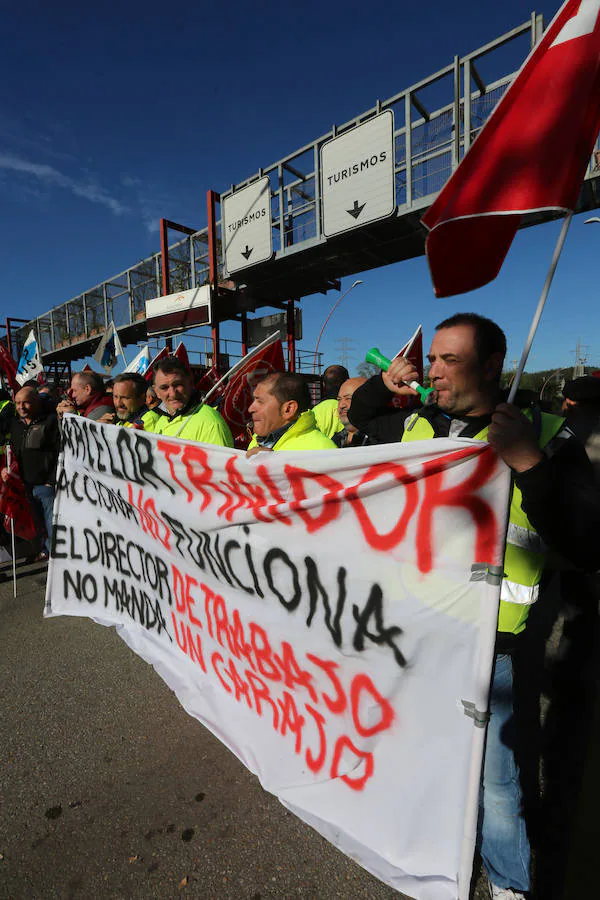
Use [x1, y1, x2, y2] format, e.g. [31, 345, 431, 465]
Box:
[195, 366, 221, 398]
[390, 327, 425, 409]
[145, 346, 169, 382]
[219, 341, 285, 436]
[395, 328, 424, 382]
[0, 470, 38, 542]
[0, 341, 18, 393]
[422, 0, 600, 297]
[172, 342, 190, 371]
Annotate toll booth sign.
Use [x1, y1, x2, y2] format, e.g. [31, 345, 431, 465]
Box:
[321, 110, 395, 238]
[222, 177, 273, 275]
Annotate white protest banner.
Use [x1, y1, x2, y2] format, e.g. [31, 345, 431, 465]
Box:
[45, 417, 510, 900]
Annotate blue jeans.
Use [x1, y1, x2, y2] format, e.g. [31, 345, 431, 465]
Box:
[478, 652, 530, 892]
[32, 484, 55, 555]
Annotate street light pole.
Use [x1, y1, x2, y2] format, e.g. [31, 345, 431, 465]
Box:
[312, 280, 363, 374]
[539, 368, 565, 402]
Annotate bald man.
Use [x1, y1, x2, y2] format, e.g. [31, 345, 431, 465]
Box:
[334, 378, 370, 448]
[1, 386, 60, 560]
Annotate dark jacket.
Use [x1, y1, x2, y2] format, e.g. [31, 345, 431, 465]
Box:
[348, 374, 600, 574]
[0, 401, 15, 447]
[10, 410, 61, 486]
[333, 428, 371, 448]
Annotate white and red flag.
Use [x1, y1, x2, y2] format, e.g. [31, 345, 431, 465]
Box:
[172, 341, 190, 371]
[144, 346, 169, 382]
[219, 339, 284, 437]
[390, 325, 424, 409]
[422, 0, 600, 297]
[195, 365, 220, 398]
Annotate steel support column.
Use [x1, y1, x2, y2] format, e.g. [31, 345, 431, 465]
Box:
[241, 313, 248, 356]
[452, 55, 461, 167]
[207, 191, 221, 371]
[286, 300, 296, 372]
[159, 218, 173, 351]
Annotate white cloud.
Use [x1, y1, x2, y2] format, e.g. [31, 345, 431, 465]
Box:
[120, 172, 173, 234]
[0, 153, 129, 216]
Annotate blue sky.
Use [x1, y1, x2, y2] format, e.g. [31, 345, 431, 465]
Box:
[2, 0, 598, 375]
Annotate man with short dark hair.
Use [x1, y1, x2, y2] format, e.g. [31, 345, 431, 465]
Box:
[97, 373, 151, 428]
[247, 372, 336, 453]
[312, 364, 349, 438]
[146, 358, 232, 446]
[56, 371, 113, 421]
[349, 313, 600, 900]
[1, 386, 60, 560]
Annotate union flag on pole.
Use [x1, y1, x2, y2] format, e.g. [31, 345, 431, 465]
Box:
[172, 342, 190, 371]
[390, 325, 424, 409]
[219, 339, 285, 438]
[422, 0, 600, 297]
[144, 346, 169, 382]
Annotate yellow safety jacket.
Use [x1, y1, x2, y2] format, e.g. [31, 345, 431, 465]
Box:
[312, 399, 344, 439]
[141, 408, 163, 431]
[402, 409, 565, 635]
[114, 407, 151, 429]
[248, 410, 337, 451]
[148, 403, 233, 447]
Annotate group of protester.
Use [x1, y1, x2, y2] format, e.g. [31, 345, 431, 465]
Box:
[1, 311, 600, 899]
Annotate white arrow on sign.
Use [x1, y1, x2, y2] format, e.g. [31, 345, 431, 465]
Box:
[222, 176, 272, 275]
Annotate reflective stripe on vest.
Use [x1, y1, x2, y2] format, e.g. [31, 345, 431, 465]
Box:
[401, 409, 565, 634]
[506, 522, 546, 554]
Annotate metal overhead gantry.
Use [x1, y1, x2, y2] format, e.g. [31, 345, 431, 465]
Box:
[12, 12, 600, 375]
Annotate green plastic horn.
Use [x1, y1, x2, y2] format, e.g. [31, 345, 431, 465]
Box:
[365, 347, 392, 371]
[365, 347, 435, 405]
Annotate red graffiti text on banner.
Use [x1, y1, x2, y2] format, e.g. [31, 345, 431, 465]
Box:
[169, 563, 395, 792]
[153, 440, 500, 569]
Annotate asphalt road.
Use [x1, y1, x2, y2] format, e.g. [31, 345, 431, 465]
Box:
[0, 561, 425, 900]
[3, 559, 563, 900]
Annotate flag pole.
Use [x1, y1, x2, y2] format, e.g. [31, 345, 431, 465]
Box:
[173, 332, 282, 438]
[202, 331, 282, 406]
[6, 447, 17, 598]
[398, 323, 422, 360]
[10, 516, 16, 599]
[507, 213, 573, 403]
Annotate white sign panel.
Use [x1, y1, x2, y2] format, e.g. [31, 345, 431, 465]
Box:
[222, 177, 272, 275]
[145, 286, 211, 336]
[321, 111, 395, 237]
[46, 417, 510, 900]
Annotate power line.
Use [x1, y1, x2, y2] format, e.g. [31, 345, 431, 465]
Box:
[334, 337, 356, 371]
[572, 337, 591, 378]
